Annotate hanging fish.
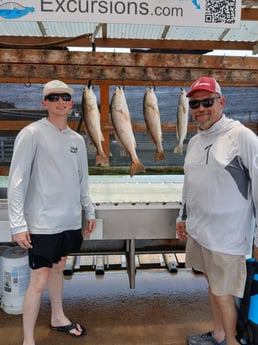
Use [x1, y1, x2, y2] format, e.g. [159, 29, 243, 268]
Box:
[82, 86, 109, 166]
[143, 87, 165, 162]
[173, 88, 189, 154]
[110, 86, 145, 177]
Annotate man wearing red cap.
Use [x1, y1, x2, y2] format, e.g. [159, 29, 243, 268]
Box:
[176, 77, 258, 345]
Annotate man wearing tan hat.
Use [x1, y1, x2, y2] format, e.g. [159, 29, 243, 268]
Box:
[8, 80, 96, 344]
[176, 77, 258, 345]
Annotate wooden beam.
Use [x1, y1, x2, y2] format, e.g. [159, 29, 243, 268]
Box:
[1, 51, 255, 71]
[0, 64, 256, 86]
[0, 36, 256, 51]
[0, 49, 257, 70]
[99, 84, 110, 161]
[1, 120, 257, 134]
[0, 165, 185, 177]
[0, 50, 257, 86]
[242, 8, 258, 20]
[99, 39, 256, 52]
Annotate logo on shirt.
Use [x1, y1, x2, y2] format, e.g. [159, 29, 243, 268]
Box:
[70, 146, 78, 154]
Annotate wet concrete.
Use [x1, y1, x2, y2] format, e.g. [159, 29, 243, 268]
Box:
[0, 268, 212, 345]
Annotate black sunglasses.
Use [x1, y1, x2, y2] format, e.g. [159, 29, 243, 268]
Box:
[44, 93, 72, 102]
[189, 96, 221, 109]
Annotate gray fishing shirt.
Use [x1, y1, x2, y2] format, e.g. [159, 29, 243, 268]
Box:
[177, 115, 258, 255]
[8, 117, 95, 236]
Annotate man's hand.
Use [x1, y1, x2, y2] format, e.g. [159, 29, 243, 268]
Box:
[84, 219, 96, 236]
[12, 231, 32, 249]
[176, 221, 188, 241]
[253, 245, 258, 260]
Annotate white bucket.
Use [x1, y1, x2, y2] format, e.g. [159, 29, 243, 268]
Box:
[2, 247, 30, 314]
[0, 246, 11, 299]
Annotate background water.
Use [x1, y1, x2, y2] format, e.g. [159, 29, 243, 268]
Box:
[1, 83, 258, 121]
[0, 83, 257, 170]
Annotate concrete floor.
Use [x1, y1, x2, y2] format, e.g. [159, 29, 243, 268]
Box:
[0, 268, 212, 345]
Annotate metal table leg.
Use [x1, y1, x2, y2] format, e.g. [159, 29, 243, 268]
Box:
[126, 239, 136, 289]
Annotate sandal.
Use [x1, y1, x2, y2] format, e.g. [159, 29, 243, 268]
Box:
[50, 320, 87, 338]
[188, 331, 226, 345]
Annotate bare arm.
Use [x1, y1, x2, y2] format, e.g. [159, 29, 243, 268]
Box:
[176, 221, 188, 241]
[12, 231, 32, 249]
[83, 219, 96, 236]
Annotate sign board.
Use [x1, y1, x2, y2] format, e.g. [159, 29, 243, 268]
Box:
[0, 0, 242, 28]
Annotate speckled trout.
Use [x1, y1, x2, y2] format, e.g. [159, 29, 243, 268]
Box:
[110, 86, 145, 177]
[82, 86, 109, 166]
[173, 88, 189, 154]
[143, 87, 165, 162]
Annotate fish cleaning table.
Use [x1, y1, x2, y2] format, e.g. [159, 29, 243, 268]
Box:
[0, 175, 185, 288]
[88, 175, 183, 239]
[82, 175, 185, 287]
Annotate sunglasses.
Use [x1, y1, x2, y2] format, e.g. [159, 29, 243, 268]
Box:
[189, 96, 221, 109]
[44, 93, 72, 102]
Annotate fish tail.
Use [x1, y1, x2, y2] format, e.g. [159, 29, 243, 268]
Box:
[173, 144, 184, 155]
[130, 160, 145, 177]
[155, 150, 166, 162]
[96, 152, 109, 167]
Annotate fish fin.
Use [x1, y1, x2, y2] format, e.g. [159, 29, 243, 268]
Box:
[173, 144, 184, 154]
[95, 152, 109, 167]
[130, 160, 145, 177]
[155, 150, 166, 162]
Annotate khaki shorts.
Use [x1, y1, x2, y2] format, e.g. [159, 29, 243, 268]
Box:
[185, 235, 246, 298]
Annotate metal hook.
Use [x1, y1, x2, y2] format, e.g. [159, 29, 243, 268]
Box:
[90, 33, 96, 52]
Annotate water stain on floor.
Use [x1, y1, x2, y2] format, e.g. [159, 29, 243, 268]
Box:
[0, 268, 212, 345]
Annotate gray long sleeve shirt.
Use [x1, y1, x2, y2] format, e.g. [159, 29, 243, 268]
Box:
[177, 115, 258, 255]
[8, 117, 95, 236]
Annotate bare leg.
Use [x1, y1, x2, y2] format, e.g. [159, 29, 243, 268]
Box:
[208, 287, 226, 342]
[47, 256, 83, 336]
[213, 292, 239, 345]
[22, 267, 50, 345]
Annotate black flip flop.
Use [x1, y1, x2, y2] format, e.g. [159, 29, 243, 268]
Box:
[50, 320, 87, 337]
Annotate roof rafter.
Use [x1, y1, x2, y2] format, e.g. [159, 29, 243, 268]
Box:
[0, 37, 256, 52]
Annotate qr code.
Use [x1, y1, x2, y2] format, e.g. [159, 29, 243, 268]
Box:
[205, 0, 236, 24]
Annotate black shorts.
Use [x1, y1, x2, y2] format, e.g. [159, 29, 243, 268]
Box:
[28, 229, 83, 270]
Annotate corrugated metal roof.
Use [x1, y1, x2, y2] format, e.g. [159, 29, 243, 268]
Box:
[0, 2, 257, 49]
[0, 21, 97, 37]
[224, 21, 258, 42]
[107, 24, 165, 39]
[166, 21, 258, 41]
[1, 20, 257, 42]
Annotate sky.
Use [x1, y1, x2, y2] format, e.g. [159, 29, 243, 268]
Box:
[205, 50, 257, 57]
[68, 47, 257, 57]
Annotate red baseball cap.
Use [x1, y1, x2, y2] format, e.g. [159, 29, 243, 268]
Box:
[186, 77, 221, 97]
